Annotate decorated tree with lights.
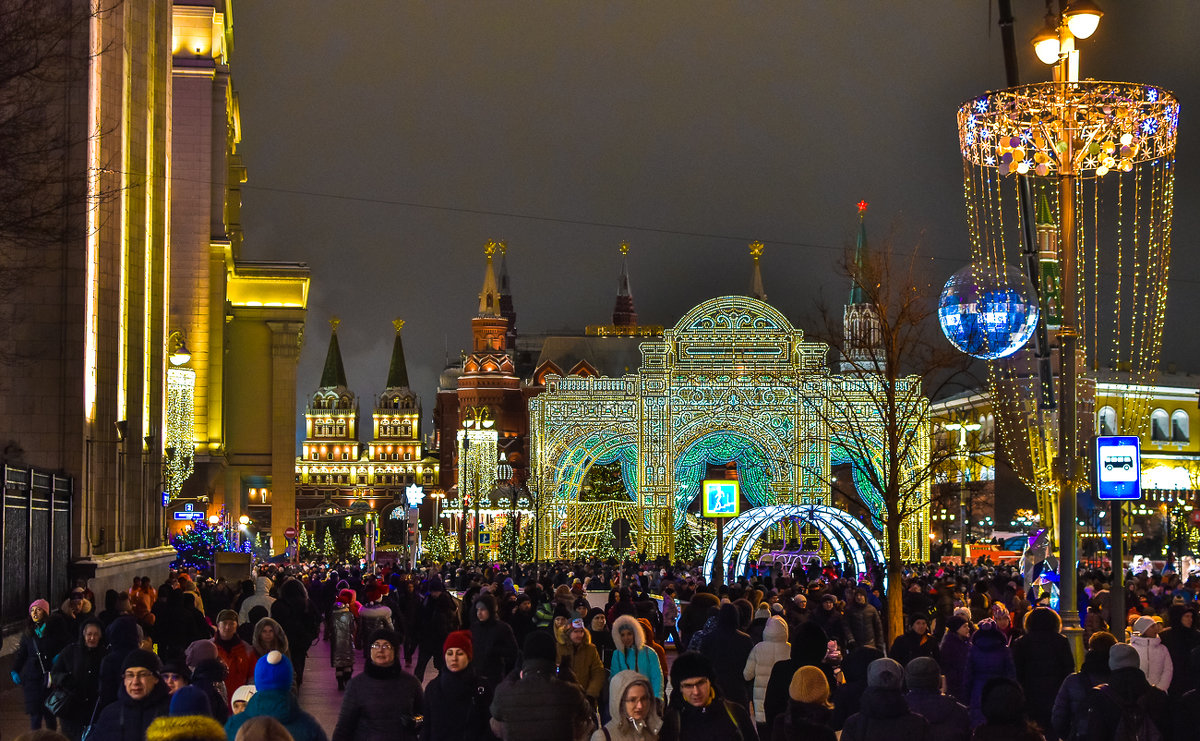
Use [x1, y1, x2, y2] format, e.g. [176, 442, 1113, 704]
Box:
[299, 528, 315, 559]
[170, 522, 232, 570]
[348, 533, 365, 560]
[321, 526, 338, 561]
[498, 515, 521, 564]
[674, 523, 699, 563]
[424, 523, 453, 563]
[516, 528, 534, 562]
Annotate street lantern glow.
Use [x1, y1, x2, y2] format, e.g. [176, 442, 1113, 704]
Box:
[1064, 1, 1103, 39]
[1032, 25, 1060, 65]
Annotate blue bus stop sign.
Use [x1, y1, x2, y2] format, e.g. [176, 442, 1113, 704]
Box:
[1095, 435, 1141, 500]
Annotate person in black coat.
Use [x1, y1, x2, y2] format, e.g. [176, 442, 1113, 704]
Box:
[660, 651, 758, 741]
[763, 620, 832, 729]
[470, 593, 519, 685]
[890, 614, 941, 668]
[829, 646, 884, 731]
[903, 656, 970, 741]
[699, 603, 755, 710]
[332, 628, 425, 741]
[1051, 632, 1115, 741]
[50, 618, 109, 741]
[270, 578, 320, 686]
[90, 649, 172, 741]
[12, 599, 70, 731]
[839, 658, 929, 741]
[1082, 644, 1169, 741]
[97, 615, 143, 710]
[1158, 604, 1199, 698]
[1011, 607, 1075, 737]
[421, 630, 497, 741]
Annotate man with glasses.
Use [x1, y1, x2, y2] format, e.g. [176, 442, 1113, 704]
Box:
[661, 651, 758, 740]
[89, 649, 171, 741]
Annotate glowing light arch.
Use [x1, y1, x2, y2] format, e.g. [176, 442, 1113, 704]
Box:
[703, 504, 886, 584]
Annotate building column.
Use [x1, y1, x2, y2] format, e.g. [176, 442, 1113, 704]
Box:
[268, 321, 304, 555]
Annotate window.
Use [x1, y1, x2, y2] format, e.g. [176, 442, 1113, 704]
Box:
[404, 451, 412, 460]
[424, 473, 433, 484]
[1171, 410, 1189, 442]
[392, 452, 399, 461]
[341, 452, 349, 461]
[1151, 408, 1169, 442]
[1098, 406, 1118, 436]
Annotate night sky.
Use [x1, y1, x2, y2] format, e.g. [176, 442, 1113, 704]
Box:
[230, 2, 1199, 436]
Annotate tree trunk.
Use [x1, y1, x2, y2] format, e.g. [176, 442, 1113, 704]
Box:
[886, 517, 905, 644]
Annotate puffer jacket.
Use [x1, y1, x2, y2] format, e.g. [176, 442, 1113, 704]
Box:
[962, 626, 1015, 727]
[610, 615, 664, 701]
[331, 660, 424, 741]
[1050, 647, 1110, 741]
[1129, 634, 1173, 691]
[743, 615, 790, 723]
[1012, 608, 1075, 734]
[556, 621, 607, 701]
[327, 606, 355, 669]
[590, 670, 663, 741]
[224, 688, 328, 741]
[238, 577, 275, 624]
[904, 689, 970, 741]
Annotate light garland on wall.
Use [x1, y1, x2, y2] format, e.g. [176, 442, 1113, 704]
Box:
[166, 366, 196, 500]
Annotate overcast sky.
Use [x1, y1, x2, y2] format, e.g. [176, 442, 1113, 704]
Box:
[230, 2, 1199, 434]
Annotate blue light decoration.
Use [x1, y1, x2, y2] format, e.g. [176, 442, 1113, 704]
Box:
[938, 263, 1039, 360]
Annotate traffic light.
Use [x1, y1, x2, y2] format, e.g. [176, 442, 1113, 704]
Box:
[407, 521, 417, 543]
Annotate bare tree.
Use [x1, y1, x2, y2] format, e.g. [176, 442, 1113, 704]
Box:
[805, 220, 976, 642]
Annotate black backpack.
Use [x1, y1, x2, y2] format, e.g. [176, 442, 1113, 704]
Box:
[1100, 685, 1162, 741]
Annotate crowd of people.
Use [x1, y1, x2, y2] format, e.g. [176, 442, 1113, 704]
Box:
[6, 555, 1200, 741]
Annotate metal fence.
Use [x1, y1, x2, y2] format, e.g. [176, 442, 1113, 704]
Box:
[1, 465, 72, 628]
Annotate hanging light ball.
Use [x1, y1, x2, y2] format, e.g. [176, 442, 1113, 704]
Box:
[938, 263, 1039, 360]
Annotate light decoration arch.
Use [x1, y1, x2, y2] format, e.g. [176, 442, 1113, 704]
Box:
[702, 504, 886, 584]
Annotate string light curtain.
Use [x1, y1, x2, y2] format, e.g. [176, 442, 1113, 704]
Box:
[957, 81, 1179, 525]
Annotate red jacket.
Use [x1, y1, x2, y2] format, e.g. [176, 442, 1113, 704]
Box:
[213, 637, 256, 699]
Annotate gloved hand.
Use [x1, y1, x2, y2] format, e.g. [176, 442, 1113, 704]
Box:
[10, 670, 20, 685]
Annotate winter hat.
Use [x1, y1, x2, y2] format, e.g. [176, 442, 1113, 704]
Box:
[906, 657, 942, 691]
[230, 684, 256, 706]
[366, 584, 387, 603]
[145, 715, 226, 741]
[523, 630, 558, 665]
[670, 651, 717, 689]
[981, 678, 1027, 724]
[770, 602, 786, 615]
[1109, 643, 1141, 671]
[337, 589, 356, 605]
[160, 662, 192, 682]
[1132, 616, 1158, 635]
[122, 648, 163, 675]
[443, 630, 473, 660]
[169, 685, 211, 717]
[945, 615, 969, 635]
[216, 609, 238, 625]
[254, 650, 293, 692]
[367, 628, 401, 653]
[185, 640, 218, 667]
[570, 618, 586, 630]
[426, 576, 445, 593]
[866, 657, 904, 690]
[29, 599, 50, 615]
[788, 665, 832, 707]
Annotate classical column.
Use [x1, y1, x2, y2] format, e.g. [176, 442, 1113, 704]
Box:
[268, 321, 304, 555]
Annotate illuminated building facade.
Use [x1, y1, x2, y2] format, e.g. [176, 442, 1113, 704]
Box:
[0, 1, 308, 596]
[295, 320, 439, 533]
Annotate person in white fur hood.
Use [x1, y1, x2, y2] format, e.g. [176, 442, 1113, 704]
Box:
[1129, 615, 1173, 691]
[743, 614, 791, 727]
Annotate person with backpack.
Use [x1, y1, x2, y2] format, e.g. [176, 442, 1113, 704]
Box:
[1082, 643, 1169, 741]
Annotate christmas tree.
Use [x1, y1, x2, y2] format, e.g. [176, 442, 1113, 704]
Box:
[424, 522, 453, 563]
[498, 516, 521, 563]
[516, 528, 534, 562]
[321, 526, 338, 561]
[299, 528, 315, 559]
[170, 522, 232, 570]
[674, 521, 699, 563]
[348, 532, 366, 560]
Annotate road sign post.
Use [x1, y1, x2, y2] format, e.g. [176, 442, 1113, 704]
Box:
[1096, 435, 1141, 632]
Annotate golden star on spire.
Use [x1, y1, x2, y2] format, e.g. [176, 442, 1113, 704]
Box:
[484, 240, 499, 257]
[329, 317, 340, 333]
[619, 241, 630, 256]
[393, 318, 405, 334]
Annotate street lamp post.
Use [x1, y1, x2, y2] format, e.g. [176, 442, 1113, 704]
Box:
[944, 421, 981, 564]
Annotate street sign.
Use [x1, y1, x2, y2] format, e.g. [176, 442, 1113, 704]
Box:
[702, 479, 740, 517]
[479, 532, 491, 544]
[284, 526, 297, 538]
[1190, 510, 1200, 528]
[173, 511, 204, 521]
[1096, 435, 1141, 501]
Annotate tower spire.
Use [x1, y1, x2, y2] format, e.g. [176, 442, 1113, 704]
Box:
[477, 240, 503, 317]
[385, 319, 410, 389]
[612, 241, 638, 326]
[319, 317, 349, 388]
[848, 200, 869, 305]
[496, 241, 517, 343]
[748, 241, 767, 301]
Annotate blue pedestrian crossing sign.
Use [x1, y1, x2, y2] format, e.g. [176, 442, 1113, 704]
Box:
[1096, 435, 1141, 500]
[702, 479, 740, 518]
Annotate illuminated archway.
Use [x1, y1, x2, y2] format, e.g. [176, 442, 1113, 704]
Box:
[702, 504, 885, 583]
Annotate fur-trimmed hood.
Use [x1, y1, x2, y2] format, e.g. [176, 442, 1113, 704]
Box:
[145, 715, 225, 741]
[612, 614, 645, 651]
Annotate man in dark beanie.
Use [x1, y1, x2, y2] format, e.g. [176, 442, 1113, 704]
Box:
[904, 656, 969, 741]
[660, 651, 758, 740]
[90, 648, 171, 741]
[1081, 643, 1169, 741]
[470, 591, 519, 684]
[490, 630, 592, 741]
[839, 658, 928, 741]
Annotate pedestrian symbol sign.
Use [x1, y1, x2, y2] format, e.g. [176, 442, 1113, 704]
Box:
[702, 479, 740, 518]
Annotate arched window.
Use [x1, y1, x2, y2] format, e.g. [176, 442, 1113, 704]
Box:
[1150, 408, 1169, 442]
[1098, 406, 1118, 436]
[1171, 410, 1189, 442]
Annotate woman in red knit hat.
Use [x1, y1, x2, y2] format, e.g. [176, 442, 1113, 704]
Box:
[422, 630, 497, 740]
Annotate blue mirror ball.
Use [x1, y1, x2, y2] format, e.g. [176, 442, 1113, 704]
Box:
[938, 263, 1039, 360]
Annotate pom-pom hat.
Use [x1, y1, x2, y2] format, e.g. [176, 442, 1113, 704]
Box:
[254, 650, 293, 692]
